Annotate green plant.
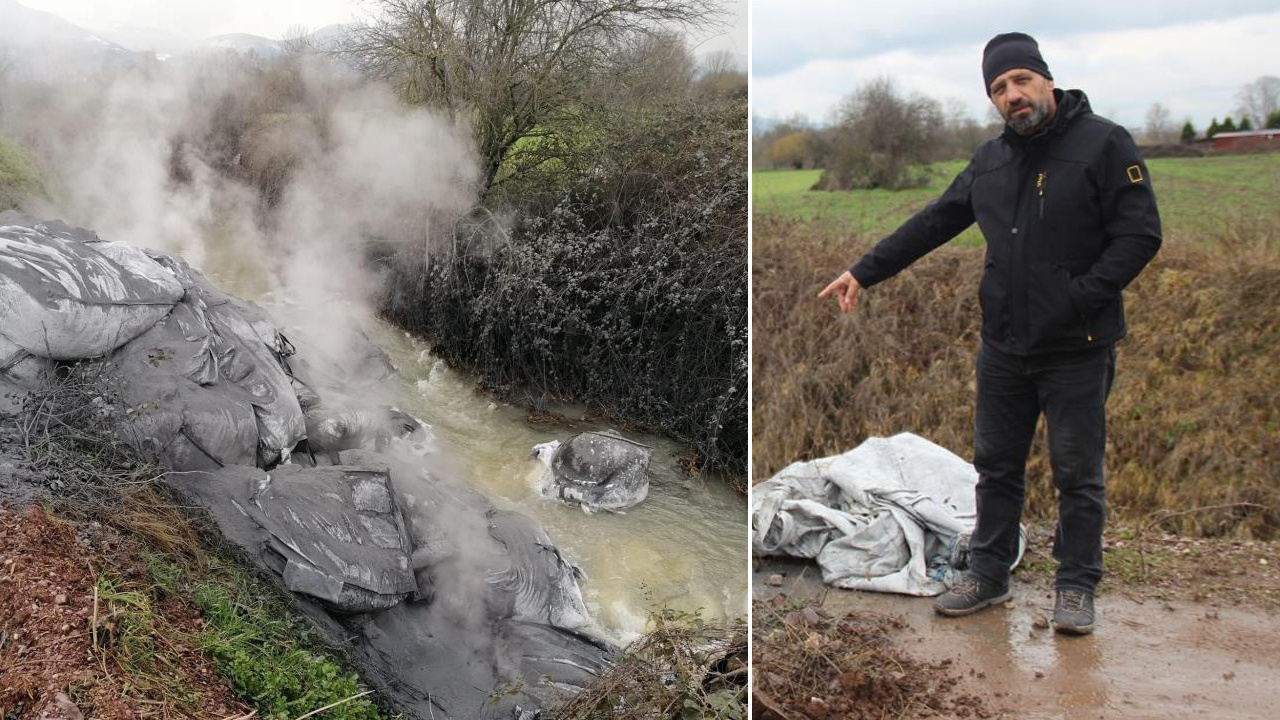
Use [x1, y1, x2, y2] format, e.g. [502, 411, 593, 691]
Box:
[190, 566, 382, 720]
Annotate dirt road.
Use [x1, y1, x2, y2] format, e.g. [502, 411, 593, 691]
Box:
[754, 536, 1280, 720]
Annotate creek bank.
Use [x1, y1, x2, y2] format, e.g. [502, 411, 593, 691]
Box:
[0, 213, 614, 718]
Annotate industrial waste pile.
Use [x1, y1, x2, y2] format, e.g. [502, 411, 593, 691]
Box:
[0, 211, 611, 718]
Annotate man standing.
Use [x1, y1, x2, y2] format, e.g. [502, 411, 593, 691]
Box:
[818, 32, 1161, 634]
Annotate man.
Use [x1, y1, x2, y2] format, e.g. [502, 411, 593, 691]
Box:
[818, 32, 1161, 635]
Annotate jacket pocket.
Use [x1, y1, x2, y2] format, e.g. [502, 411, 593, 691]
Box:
[1027, 262, 1087, 348]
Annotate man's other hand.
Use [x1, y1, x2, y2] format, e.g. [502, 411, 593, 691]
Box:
[818, 271, 862, 313]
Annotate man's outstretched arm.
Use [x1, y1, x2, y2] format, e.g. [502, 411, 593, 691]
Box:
[819, 162, 978, 312]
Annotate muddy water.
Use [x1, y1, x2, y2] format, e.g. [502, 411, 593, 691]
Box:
[364, 321, 748, 640]
[209, 263, 746, 642]
[755, 561, 1280, 720]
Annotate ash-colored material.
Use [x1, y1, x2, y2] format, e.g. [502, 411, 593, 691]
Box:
[532, 430, 652, 512]
[166, 462, 612, 717]
[751, 433, 1026, 596]
[0, 212, 182, 359]
[106, 255, 307, 468]
[251, 463, 417, 612]
[0, 214, 306, 468]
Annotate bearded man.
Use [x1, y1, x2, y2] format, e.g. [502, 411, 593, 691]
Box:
[818, 32, 1162, 634]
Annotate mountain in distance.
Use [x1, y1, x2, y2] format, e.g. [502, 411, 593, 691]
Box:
[90, 22, 192, 57]
[195, 33, 282, 59]
[0, 0, 127, 52]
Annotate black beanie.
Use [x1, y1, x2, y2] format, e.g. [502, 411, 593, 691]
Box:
[982, 32, 1052, 95]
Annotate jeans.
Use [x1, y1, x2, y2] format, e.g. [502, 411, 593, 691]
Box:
[967, 342, 1116, 593]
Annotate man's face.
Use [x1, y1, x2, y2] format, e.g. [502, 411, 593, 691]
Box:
[989, 68, 1056, 135]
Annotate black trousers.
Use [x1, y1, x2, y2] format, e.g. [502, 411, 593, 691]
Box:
[967, 342, 1116, 593]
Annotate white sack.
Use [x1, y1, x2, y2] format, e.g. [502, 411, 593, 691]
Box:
[752, 433, 1025, 596]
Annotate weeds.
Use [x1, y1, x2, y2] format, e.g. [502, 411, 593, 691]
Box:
[551, 609, 747, 720]
[381, 97, 747, 477]
[185, 557, 383, 720]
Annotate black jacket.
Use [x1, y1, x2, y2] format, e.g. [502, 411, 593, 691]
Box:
[850, 89, 1162, 355]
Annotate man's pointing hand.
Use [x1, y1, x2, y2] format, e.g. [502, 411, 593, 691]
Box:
[818, 271, 862, 313]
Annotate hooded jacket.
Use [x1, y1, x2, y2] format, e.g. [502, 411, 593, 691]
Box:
[850, 89, 1162, 355]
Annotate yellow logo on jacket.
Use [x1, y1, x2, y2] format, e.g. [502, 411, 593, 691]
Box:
[1126, 165, 1143, 183]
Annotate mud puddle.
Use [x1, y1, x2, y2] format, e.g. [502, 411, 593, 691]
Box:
[754, 559, 1280, 720]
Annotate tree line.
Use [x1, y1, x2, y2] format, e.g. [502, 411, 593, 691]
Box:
[757, 75, 1280, 186]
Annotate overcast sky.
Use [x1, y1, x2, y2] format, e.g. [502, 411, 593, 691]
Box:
[752, 0, 1280, 130]
[19, 0, 746, 60]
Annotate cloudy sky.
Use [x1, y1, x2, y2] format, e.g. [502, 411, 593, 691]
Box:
[752, 0, 1280, 130]
[18, 0, 745, 60]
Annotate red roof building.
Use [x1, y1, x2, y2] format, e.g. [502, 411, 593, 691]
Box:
[1210, 129, 1280, 152]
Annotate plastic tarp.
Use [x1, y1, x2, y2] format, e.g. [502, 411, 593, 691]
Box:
[531, 430, 652, 512]
[751, 433, 1025, 596]
[107, 254, 306, 468]
[165, 461, 612, 718]
[0, 213, 183, 359]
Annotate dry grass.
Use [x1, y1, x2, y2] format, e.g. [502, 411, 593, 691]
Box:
[551, 612, 747, 720]
[752, 210, 1280, 538]
[15, 363, 205, 555]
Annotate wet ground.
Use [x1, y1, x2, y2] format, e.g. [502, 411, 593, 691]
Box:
[754, 555, 1280, 720]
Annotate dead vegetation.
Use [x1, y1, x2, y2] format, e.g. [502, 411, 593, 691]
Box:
[551, 611, 747, 720]
[752, 209, 1280, 538]
[752, 597, 989, 720]
[11, 362, 203, 556]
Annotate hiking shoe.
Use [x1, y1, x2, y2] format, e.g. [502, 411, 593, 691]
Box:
[933, 573, 1012, 617]
[1052, 588, 1095, 635]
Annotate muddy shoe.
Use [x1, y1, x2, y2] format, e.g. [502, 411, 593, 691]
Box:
[1052, 588, 1095, 635]
[933, 573, 1011, 617]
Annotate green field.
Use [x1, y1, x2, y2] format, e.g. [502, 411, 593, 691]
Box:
[753, 153, 1280, 246]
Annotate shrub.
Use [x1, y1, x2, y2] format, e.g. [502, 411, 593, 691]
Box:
[381, 96, 747, 476]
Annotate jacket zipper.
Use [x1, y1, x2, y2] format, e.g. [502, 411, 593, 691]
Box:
[1037, 170, 1046, 220]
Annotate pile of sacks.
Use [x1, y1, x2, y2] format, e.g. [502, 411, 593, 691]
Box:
[1, 213, 612, 717]
[0, 211, 304, 467]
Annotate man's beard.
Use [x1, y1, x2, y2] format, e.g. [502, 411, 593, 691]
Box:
[1005, 97, 1052, 134]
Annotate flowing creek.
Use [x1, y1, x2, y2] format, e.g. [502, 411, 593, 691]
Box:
[210, 271, 747, 643]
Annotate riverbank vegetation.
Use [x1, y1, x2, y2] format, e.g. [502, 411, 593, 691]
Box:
[355, 1, 748, 477]
[753, 153, 1280, 538]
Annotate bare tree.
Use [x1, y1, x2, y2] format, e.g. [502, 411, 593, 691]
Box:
[345, 0, 721, 194]
[1143, 102, 1178, 145]
[1236, 76, 1280, 128]
[814, 77, 945, 191]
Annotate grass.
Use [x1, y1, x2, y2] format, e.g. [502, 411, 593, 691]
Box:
[752, 152, 1280, 539]
[0, 133, 45, 211]
[180, 555, 384, 720]
[752, 162, 984, 247]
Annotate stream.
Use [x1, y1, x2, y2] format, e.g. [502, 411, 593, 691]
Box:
[211, 270, 747, 643]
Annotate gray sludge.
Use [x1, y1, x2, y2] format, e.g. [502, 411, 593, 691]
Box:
[3, 215, 612, 717]
[532, 430, 652, 512]
[168, 458, 613, 719]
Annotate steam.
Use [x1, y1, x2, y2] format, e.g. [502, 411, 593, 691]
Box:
[0, 51, 479, 375]
[0, 48, 509, 638]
